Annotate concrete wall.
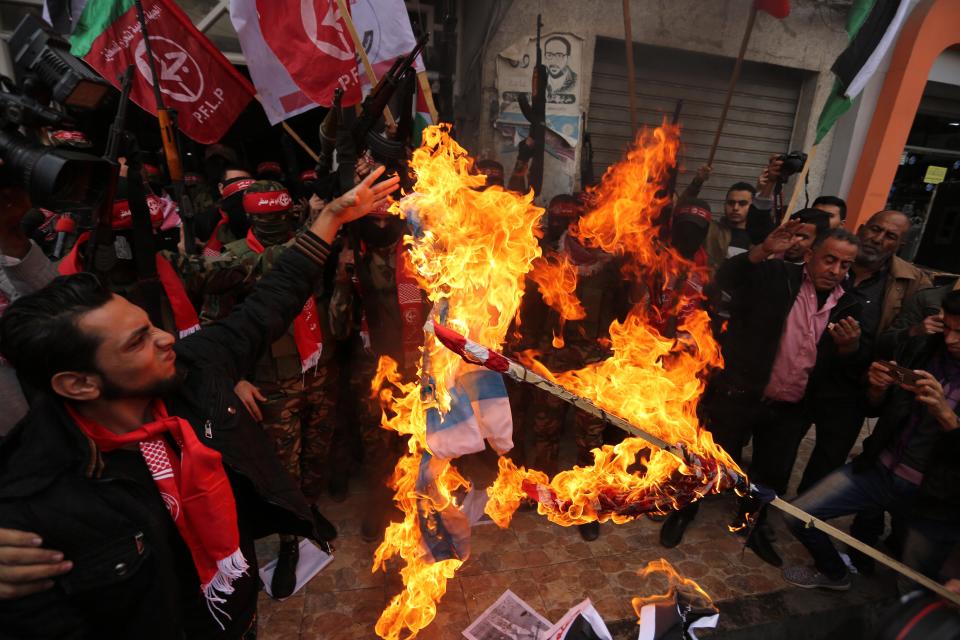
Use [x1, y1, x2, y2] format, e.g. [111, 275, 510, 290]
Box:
[463, 0, 849, 205]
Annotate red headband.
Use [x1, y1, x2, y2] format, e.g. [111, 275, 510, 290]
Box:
[222, 178, 256, 198]
[111, 196, 164, 230]
[184, 172, 202, 185]
[243, 189, 293, 214]
[257, 161, 282, 175]
[143, 163, 161, 177]
[300, 169, 318, 182]
[674, 205, 712, 223]
[549, 202, 582, 218]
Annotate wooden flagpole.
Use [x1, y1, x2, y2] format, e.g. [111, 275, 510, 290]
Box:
[706, 3, 759, 166]
[622, 0, 638, 135]
[416, 71, 439, 124]
[282, 121, 320, 163]
[424, 320, 960, 608]
[335, 0, 396, 127]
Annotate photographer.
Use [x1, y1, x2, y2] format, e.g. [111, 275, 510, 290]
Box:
[746, 155, 846, 244]
[0, 168, 398, 638]
[783, 290, 960, 593]
[0, 182, 58, 434]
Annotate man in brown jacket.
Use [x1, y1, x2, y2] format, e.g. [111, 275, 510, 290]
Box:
[704, 181, 756, 274]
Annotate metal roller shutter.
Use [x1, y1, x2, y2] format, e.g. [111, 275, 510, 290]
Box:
[587, 38, 804, 213]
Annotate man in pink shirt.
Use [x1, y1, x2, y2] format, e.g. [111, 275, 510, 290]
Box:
[661, 223, 863, 567]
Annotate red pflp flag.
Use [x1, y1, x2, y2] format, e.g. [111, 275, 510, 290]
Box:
[755, 0, 790, 19]
[254, 0, 363, 107]
[68, 0, 255, 144]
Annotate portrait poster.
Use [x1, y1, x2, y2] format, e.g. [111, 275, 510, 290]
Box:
[495, 31, 584, 150]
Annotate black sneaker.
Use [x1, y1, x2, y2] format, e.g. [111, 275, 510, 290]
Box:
[745, 528, 783, 567]
[782, 565, 851, 591]
[578, 522, 600, 542]
[659, 509, 695, 548]
[270, 538, 300, 599]
[361, 512, 387, 543]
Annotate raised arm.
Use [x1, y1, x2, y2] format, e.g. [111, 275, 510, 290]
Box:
[180, 168, 400, 378]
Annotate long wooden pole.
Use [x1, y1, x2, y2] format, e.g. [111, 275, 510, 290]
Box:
[622, 0, 638, 136]
[416, 70, 439, 124]
[426, 321, 960, 607]
[282, 122, 320, 163]
[771, 496, 960, 606]
[335, 0, 396, 127]
[707, 3, 759, 166]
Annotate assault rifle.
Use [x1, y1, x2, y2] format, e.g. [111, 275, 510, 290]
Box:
[353, 32, 429, 161]
[517, 15, 546, 197]
[86, 65, 133, 274]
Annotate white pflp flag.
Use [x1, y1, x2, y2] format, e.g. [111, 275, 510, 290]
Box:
[228, 0, 318, 125]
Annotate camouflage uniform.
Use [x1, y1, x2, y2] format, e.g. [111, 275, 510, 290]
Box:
[176, 239, 340, 500]
[522, 254, 628, 475]
[329, 240, 426, 505]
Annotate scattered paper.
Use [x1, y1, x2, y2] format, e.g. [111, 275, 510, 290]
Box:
[463, 589, 553, 640]
[543, 598, 612, 640]
[258, 539, 333, 600]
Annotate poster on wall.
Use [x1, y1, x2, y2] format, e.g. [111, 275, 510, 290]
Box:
[495, 31, 584, 158]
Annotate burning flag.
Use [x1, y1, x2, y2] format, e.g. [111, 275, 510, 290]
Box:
[370, 124, 545, 640]
[372, 122, 745, 639]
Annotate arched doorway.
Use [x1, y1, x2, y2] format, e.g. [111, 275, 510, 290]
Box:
[846, 0, 960, 243]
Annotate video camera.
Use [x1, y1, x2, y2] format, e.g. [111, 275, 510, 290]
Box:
[1, 15, 112, 209]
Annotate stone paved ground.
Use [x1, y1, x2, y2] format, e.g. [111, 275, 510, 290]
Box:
[256, 420, 897, 639]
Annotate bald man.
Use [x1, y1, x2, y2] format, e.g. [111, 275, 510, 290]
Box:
[797, 209, 932, 496]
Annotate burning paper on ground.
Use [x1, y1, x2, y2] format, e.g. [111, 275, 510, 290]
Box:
[462, 589, 552, 640]
[542, 598, 612, 640]
[633, 559, 718, 640]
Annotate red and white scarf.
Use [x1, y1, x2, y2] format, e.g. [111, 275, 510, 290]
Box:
[246, 229, 323, 371]
[67, 401, 248, 625]
[59, 233, 200, 338]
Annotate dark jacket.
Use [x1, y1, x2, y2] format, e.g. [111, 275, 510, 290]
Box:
[714, 252, 862, 398]
[855, 334, 960, 522]
[0, 241, 336, 639]
[877, 277, 960, 355]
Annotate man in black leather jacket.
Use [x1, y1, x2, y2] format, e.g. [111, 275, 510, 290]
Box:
[0, 168, 398, 638]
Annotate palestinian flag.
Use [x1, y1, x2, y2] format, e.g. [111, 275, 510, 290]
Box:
[814, 0, 912, 144]
[413, 82, 433, 146]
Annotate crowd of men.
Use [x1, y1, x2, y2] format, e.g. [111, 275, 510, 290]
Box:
[0, 134, 958, 638]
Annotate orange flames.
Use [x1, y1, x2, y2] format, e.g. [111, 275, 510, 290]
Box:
[484, 124, 741, 530]
[631, 558, 714, 617]
[372, 123, 741, 638]
[371, 124, 545, 640]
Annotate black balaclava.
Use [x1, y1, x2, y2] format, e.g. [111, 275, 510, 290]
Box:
[357, 216, 405, 248]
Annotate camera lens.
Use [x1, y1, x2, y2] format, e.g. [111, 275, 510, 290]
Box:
[0, 129, 110, 207]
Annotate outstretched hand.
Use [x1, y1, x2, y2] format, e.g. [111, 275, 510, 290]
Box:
[327, 165, 400, 225]
[308, 166, 401, 243]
